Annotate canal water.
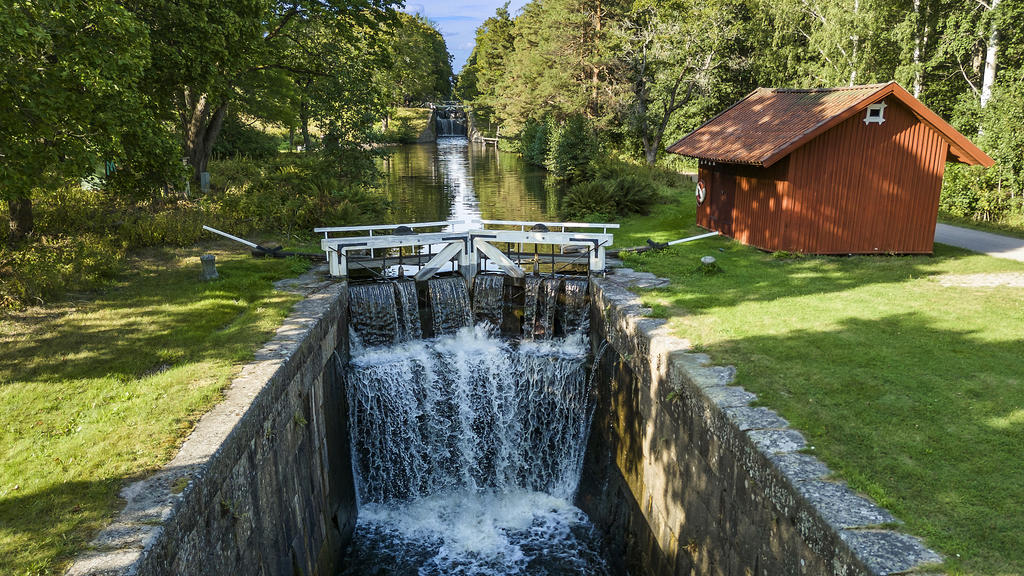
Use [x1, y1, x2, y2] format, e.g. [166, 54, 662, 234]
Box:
[378, 137, 560, 227]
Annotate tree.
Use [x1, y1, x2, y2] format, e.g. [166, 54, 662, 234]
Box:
[759, 0, 902, 87]
[0, 1, 150, 241]
[616, 0, 744, 164]
[457, 4, 516, 134]
[130, 0, 399, 183]
[378, 13, 454, 113]
[280, 11, 394, 151]
[495, 0, 626, 134]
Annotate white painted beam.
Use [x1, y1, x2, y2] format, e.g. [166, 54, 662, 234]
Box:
[414, 242, 464, 281]
[474, 240, 525, 278]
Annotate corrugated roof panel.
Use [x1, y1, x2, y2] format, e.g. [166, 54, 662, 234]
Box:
[667, 84, 892, 165]
[668, 82, 993, 168]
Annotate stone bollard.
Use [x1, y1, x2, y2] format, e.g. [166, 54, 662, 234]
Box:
[200, 253, 219, 281]
[698, 255, 721, 275]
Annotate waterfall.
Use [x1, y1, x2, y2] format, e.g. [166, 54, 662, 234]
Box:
[537, 277, 562, 338]
[343, 274, 606, 575]
[346, 329, 590, 502]
[473, 274, 505, 328]
[348, 280, 423, 347]
[522, 276, 542, 338]
[435, 107, 468, 136]
[562, 278, 590, 336]
[348, 282, 399, 347]
[395, 279, 422, 341]
[428, 276, 472, 335]
[522, 276, 590, 339]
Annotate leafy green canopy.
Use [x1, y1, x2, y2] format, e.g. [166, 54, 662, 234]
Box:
[457, 0, 1023, 223]
[0, 2, 151, 200]
[377, 12, 455, 107]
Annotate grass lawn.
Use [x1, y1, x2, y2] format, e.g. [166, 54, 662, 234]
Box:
[615, 184, 1024, 575]
[0, 246, 306, 575]
[377, 107, 433, 143]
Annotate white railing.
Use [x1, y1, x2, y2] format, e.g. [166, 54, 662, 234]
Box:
[478, 220, 619, 235]
[319, 220, 616, 279]
[315, 220, 463, 238]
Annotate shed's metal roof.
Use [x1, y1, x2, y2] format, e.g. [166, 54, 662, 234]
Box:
[666, 82, 994, 168]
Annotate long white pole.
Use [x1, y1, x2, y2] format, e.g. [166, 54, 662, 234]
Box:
[202, 225, 260, 249]
[666, 231, 719, 246]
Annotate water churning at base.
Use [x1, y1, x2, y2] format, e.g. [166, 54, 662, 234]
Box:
[342, 274, 608, 575]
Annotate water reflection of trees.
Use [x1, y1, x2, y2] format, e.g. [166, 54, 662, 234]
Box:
[377, 141, 560, 225]
[467, 145, 557, 222]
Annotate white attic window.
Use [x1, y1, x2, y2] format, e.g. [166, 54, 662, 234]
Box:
[864, 101, 887, 125]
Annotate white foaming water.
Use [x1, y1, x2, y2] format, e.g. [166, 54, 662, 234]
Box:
[343, 278, 605, 575]
[343, 490, 607, 576]
[345, 328, 605, 574]
[347, 327, 592, 502]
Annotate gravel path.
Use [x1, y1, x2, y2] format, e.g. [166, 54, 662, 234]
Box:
[936, 272, 1024, 288]
[934, 223, 1024, 262]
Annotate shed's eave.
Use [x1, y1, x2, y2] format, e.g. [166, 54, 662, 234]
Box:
[667, 82, 994, 168]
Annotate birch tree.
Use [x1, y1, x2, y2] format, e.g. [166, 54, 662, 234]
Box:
[617, 0, 742, 164]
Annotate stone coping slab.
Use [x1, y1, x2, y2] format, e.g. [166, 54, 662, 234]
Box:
[594, 265, 943, 576]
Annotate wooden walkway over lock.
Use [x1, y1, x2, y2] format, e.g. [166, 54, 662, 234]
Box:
[315, 220, 617, 281]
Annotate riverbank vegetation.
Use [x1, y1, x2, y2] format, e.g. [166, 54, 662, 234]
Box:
[456, 0, 1024, 230]
[1, 3, 454, 572]
[453, 3, 1024, 569]
[375, 107, 435, 144]
[1, 1, 455, 309]
[617, 185, 1024, 574]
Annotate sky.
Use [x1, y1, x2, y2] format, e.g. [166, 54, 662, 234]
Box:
[402, 0, 529, 73]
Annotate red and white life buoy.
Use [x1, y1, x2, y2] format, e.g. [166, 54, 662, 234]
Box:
[695, 180, 707, 205]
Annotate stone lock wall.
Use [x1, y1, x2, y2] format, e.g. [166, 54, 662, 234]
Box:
[67, 278, 355, 576]
[579, 271, 941, 576]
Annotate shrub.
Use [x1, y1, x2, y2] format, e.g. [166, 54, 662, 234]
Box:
[208, 157, 267, 192]
[561, 181, 619, 221]
[561, 160, 658, 220]
[234, 159, 389, 235]
[0, 234, 125, 308]
[520, 118, 550, 167]
[546, 114, 598, 183]
[213, 115, 284, 160]
[1, 153, 389, 307]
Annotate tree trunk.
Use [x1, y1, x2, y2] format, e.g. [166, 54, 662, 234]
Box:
[643, 140, 658, 165]
[181, 90, 228, 184]
[591, 0, 602, 113]
[980, 0, 1000, 108]
[850, 0, 860, 86]
[300, 101, 311, 151]
[6, 197, 33, 242]
[912, 0, 923, 97]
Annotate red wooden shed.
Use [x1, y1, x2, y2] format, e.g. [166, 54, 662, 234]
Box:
[666, 82, 994, 254]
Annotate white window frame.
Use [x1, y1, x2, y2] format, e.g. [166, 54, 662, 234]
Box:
[864, 101, 887, 125]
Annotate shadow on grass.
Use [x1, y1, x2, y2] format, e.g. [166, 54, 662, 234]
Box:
[0, 477, 124, 573]
[698, 312, 1024, 574]
[0, 257, 300, 384]
[622, 241, 986, 312]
